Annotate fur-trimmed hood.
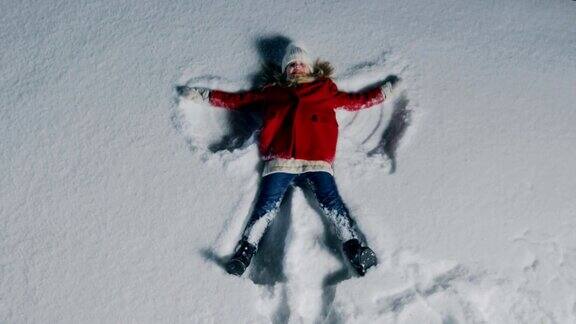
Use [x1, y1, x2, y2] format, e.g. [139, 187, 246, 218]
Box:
[258, 59, 334, 88]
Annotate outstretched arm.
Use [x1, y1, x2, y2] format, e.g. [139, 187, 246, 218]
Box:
[209, 89, 268, 110]
[328, 77, 398, 111]
[178, 86, 267, 110]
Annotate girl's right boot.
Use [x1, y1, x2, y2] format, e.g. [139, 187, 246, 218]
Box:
[225, 240, 257, 276]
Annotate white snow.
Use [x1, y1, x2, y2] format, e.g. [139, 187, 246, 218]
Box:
[1, 0, 576, 323]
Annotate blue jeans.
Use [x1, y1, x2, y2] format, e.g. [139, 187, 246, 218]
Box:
[242, 171, 360, 247]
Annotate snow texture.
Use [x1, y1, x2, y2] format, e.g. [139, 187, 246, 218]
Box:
[1, 0, 576, 323]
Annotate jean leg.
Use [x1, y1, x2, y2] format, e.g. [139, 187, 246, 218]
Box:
[242, 172, 296, 246]
[304, 172, 360, 242]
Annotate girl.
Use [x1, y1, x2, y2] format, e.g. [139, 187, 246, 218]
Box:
[181, 43, 398, 276]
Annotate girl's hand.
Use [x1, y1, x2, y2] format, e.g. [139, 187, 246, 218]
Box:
[381, 76, 401, 100]
[177, 86, 210, 102]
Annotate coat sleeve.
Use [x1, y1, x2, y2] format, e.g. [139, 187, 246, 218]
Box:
[327, 79, 385, 111]
[209, 88, 268, 110]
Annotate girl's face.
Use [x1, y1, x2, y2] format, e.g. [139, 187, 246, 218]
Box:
[286, 61, 311, 78]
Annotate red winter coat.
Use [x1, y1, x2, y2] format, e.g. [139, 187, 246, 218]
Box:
[209, 78, 384, 162]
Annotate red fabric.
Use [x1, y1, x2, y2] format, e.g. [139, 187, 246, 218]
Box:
[209, 78, 385, 162]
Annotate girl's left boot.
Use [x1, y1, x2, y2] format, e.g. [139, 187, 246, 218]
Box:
[343, 239, 378, 276]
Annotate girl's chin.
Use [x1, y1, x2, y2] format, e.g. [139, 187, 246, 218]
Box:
[288, 72, 308, 78]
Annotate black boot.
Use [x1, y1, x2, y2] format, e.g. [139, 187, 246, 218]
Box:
[343, 239, 378, 276]
[225, 240, 257, 276]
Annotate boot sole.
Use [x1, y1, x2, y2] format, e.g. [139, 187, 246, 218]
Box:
[225, 260, 247, 276]
[354, 249, 378, 276]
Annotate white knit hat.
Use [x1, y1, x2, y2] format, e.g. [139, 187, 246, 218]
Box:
[281, 43, 314, 73]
